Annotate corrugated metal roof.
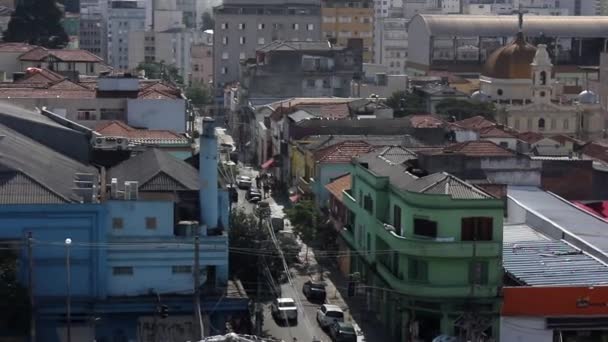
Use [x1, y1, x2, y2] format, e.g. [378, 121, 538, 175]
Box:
[503, 240, 608, 286]
[503, 224, 549, 243]
[0, 172, 66, 204]
[415, 14, 608, 38]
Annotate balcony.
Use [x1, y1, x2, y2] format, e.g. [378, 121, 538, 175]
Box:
[376, 262, 499, 299]
[374, 218, 501, 259]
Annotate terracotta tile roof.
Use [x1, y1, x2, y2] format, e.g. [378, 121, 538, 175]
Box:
[269, 97, 355, 110]
[406, 114, 446, 128]
[138, 89, 179, 100]
[19, 46, 103, 62]
[479, 125, 515, 138]
[581, 141, 608, 163]
[452, 115, 496, 130]
[549, 134, 583, 146]
[0, 43, 36, 53]
[297, 103, 351, 120]
[517, 131, 544, 144]
[17, 68, 65, 84]
[324, 174, 351, 202]
[140, 81, 181, 96]
[0, 88, 95, 99]
[95, 121, 188, 145]
[48, 79, 91, 90]
[315, 141, 374, 163]
[436, 140, 515, 157]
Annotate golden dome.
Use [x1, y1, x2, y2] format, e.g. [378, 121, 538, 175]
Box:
[482, 32, 537, 79]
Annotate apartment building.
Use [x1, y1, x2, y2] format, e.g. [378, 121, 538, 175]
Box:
[80, 9, 106, 58]
[107, 0, 146, 70]
[374, 17, 407, 74]
[321, 0, 374, 63]
[213, 0, 322, 87]
[191, 43, 213, 85]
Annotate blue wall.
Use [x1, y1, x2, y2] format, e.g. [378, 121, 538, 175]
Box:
[314, 163, 353, 207]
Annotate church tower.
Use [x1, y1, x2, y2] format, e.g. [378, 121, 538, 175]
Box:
[531, 44, 553, 104]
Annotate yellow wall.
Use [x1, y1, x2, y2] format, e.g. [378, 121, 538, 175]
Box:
[321, 7, 374, 63]
[290, 145, 307, 184]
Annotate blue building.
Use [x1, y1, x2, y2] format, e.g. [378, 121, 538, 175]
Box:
[0, 115, 248, 341]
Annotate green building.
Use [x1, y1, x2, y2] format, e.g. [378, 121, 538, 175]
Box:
[326, 146, 503, 341]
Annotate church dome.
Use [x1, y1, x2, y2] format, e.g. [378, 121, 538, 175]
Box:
[482, 32, 537, 79]
[578, 90, 598, 104]
[471, 90, 490, 102]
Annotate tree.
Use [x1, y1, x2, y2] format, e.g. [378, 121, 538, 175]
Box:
[0, 249, 29, 334]
[4, 0, 69, 48]
[286, 200, 319, 263]
[186, 82, 213, 107]
[201, 11, 215, 31]
[435, 98, 497, 121]
[385, 90, 426, 117]
[136, 62, 183, 85]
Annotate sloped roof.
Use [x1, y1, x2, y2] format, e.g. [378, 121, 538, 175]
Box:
[257, 40, 336, 53]
[549, 134, 582, 146]
[478, 125, 515, 138]
[0, 171, 66, 204]
[315, 141, 374, 163]
[138, 89, 179, 100]
[405, 114, 445, 128]
[95, 121, 188, 145]
[517, 131, 544, 144]
[20, 46, 104, 62]
[108, 149, 199, 191]
[16, 68, 65, 84]
[441, 140, 515, 157]
[0, 42, 36, 53]
[324, 174, 351, 202]
[581, 141, 608, 163]
[0, 123, 98, 203]
[452, 115, 496, 130]
[532, 144, 570, 157]
[297, 103, 351, 119]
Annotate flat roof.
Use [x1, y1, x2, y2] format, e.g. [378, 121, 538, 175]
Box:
[412, 14, 608, 38]
[508, 186, 608, 257]
[503, 225, 608, 286]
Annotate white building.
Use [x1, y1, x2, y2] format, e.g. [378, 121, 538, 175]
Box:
[441, 0, 460, 14]
[374, 18, 408, 74]
[108, 0, 146, 70]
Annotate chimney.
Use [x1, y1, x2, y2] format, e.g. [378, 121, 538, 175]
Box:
[200, 117, 218, 231]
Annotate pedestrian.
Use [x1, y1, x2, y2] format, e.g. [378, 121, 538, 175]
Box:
[263, 183, 270, 198]
[255, 175, 261, 189]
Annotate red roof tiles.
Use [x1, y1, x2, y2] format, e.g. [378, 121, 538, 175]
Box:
[517, 131, 544, 144]
[0, 43, 36, 53]
[19, 46, 103, 62]
[438, 140, 515, 157]
[95, 121, 187, 144]
[479, 125, 515, 138]
[324, 174, 351, 202]
[315, 141, 374, 163]
[452, 115, 496, 130]
[407, 114, 446, 128]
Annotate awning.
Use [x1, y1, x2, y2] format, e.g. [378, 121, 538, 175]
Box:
[289, 194, 300, 203]
[261, 158, 275, 170]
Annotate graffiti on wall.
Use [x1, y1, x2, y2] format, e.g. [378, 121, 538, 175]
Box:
[136, 316, 196, 342]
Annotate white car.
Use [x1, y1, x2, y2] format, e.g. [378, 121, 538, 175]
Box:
[236, 175, 252, 189]
[271, 298, 298, 322]
[316, 304, 344, 328]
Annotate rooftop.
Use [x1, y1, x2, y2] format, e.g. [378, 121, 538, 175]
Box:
[478, 125, 515, 138]
[0, 42, 36, 53]
[503, 224, 608, 286]
[94, 121, 189, 146]
[296, 134, 417, 151]
[516, 131, 544, 144]
[314, 140, 374, 163]
[508, 186, 608, 260]
[422, 140, 515, 157]
[405, 114, 445, 128]
[257, 40, 337, 53]
[451, 115, 496, 131]
[19, 46, 105, 63]
[324, 174, 351, 202]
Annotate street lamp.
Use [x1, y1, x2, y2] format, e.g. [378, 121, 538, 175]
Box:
[65, 238, 72, 342]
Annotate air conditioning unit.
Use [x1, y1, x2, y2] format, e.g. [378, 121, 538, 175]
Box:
[91, 136, 130, 150]
[124, 181, 139, 200]
[110, 178, 118, 199]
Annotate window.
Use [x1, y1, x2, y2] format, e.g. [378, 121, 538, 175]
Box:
[239, 52, 246, 60]
[413, 218, 437, 238]
[307, 24, 314, 31]
[540, 91, 546, 97]
[221, 52, 229, 60]
[258, 37, 265, 45]
[538, 118, 545, 130]
[113, 266, 133, 275]
[563, 119, 569, 129]
[172, 265, 192, 274]
[551, 118, 556, 129]
[146, 217, 157, 229]
[221, 22, 228, 29]
[363, 194, 373, 214]
[322, 79, 330, 88]
[221, 67, 228, 74]
[222, 36, 228, 45]
[527, 118, 533, 129]
[540, 71, 547, 85]
[497, 89, 503, 96]
[322, 16, 336, 23]
[408, 258, 428, 282]
[194, 64, 199, 72]
[469, 261, 489, 285]
[238, 23, 245, 30]
[514, 118, 520, 129]
[306, 79, 316, 88]
[393, 205, 402, 236]
[338, 16, 352, 23]
[499, 141, 509, 148]
[112, 217, 123, 229]
[100, 108, 123, 120]
[239, 36, 245, 44]
[461, 217, 493, 241]
[258, 23, 265, 30]
[293, 23, 299, 30]
[77, 109, 95, 120]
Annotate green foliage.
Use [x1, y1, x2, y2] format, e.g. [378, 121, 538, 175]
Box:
[385, 91, 426, 117]
[434, 98, 497, 121]
[0, 249, 29, 334]
[201, 12, 215, 31]
[286, 200, 318, 245]
[186, 83, 213, 107]
[4, 0, 69, 48]
[136, 62, 183, 85]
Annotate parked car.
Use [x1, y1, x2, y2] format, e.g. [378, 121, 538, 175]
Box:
[246, 188, 262, 202]
[317, 304, 344, 328]
[329, 322, 357, 342]
[303, 280, 326, 302]
[236, 175, 252, 189]
[271, 298, 298, 323]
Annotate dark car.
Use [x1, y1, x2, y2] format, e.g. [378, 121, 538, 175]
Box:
[303, 280, 326, 302]
[329, 322, 357, 342]
[246, 188, 262, 202]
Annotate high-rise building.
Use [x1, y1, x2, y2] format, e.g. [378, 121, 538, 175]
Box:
[107, 0, 145, 70]
[213, 0, 322, 87]
[321, 0, 374, 63]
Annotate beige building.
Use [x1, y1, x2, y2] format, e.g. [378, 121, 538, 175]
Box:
[476, 34, 604, 139]
[321, 0, 374, 62]
[191, 44, 213, 86]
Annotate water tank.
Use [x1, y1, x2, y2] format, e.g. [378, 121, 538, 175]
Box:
[174, 221, 199, 237]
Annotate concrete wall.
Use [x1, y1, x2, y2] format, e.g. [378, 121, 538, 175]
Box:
[500, 317, 552, 342]
[108, 6, 146, 70]
[314, 163, 353, 207]
[541, 160, 594, 200]
[0, 97, 127, 122]
[127, 98, 186, 132]
[191, 44, 213, 85]
[21, 60, 106, 76]
[0, 51, 27, 81]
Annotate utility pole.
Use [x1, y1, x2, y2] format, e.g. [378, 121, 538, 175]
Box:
[193, 235, 203, 340]
[27, 232, 35, 342]
[65, 238, 72, 342]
